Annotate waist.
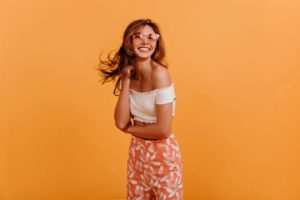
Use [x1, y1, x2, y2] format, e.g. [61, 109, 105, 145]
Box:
[133, 120, 156, 140]
[133, 120, 174, 140]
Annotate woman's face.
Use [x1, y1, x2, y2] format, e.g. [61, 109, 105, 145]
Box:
[131, 25, 159, 59]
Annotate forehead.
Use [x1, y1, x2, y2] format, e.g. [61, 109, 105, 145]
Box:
[135, 25, 155, 33]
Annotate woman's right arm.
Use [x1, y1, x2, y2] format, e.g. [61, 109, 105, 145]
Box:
[114, 67, 132, 131]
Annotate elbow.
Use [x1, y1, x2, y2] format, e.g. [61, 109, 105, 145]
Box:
[115, 121, 128, 131]
[114, 114, 130, 131]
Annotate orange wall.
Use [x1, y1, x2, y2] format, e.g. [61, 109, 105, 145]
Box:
[1, 0, 299, 199]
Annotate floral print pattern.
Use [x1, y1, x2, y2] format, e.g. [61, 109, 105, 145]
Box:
[127, 134, 183, 200]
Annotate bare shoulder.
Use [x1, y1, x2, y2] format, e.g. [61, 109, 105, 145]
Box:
[152, 64, 172, 89]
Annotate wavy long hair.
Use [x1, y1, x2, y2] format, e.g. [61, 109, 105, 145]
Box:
[96, 18, 168, 96]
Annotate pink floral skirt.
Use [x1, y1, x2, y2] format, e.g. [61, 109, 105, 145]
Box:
[127, 133, 183, 200]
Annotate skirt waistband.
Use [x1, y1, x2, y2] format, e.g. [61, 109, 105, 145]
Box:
[133, 132, 175, 141]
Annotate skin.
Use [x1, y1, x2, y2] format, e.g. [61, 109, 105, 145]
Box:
[114, 25, 173, 139]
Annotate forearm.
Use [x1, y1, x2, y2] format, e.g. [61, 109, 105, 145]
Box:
[125, 123, 167, 140]
[114, 78, 131, 129]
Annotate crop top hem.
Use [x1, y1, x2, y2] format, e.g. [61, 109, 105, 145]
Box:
[133, 117, 156, 124]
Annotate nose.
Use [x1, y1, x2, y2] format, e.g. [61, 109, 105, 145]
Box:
[141, 35, 149, 44]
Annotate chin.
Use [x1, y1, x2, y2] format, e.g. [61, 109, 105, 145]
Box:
[135, 52, 154, 59]
[137, 55, 151, 59]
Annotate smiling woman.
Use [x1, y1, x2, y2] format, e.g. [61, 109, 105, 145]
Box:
[97, 19, 167, 96]
[97, 19, 183, 199]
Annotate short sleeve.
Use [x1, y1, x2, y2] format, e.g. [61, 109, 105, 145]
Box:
[155, 84, 176, 104]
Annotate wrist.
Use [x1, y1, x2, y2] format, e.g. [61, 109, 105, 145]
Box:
[120, 77, 130, 90]
[122, 77, 131, 83]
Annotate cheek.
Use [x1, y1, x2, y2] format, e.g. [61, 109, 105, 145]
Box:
[132, 41, 139, 49]
[152, 41, 158, 48]
[151, 44, 157, 52]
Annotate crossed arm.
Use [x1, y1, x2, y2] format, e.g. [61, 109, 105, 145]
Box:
[124, 102, 173, 139]
[114, 77, 173, 140]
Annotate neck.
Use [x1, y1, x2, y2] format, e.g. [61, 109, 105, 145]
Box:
[133, 57, 153, 80]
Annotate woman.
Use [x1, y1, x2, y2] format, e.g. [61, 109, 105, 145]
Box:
[98, 18, 183, 200]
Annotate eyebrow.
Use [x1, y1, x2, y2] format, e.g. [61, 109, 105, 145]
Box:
[134, 31, 155, 34]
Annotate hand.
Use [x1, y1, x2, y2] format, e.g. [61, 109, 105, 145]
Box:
[121, 65, 134, 79]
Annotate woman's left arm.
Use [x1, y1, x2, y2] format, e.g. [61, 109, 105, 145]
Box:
[124, 102, 173, 139]
[123, 67, 174, 140]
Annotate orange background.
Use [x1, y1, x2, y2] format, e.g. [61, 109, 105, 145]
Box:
[1, 0, 300, 199]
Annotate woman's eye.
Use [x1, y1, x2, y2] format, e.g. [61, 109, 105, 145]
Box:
[149, 34, 159, 40]
[133, 34, 142, 39]
[149, 34, 156, 40]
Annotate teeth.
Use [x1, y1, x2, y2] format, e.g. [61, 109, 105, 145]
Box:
[139, 47, 150, 51]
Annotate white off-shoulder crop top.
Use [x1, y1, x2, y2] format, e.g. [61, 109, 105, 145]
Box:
[129, 83, 176, 123]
